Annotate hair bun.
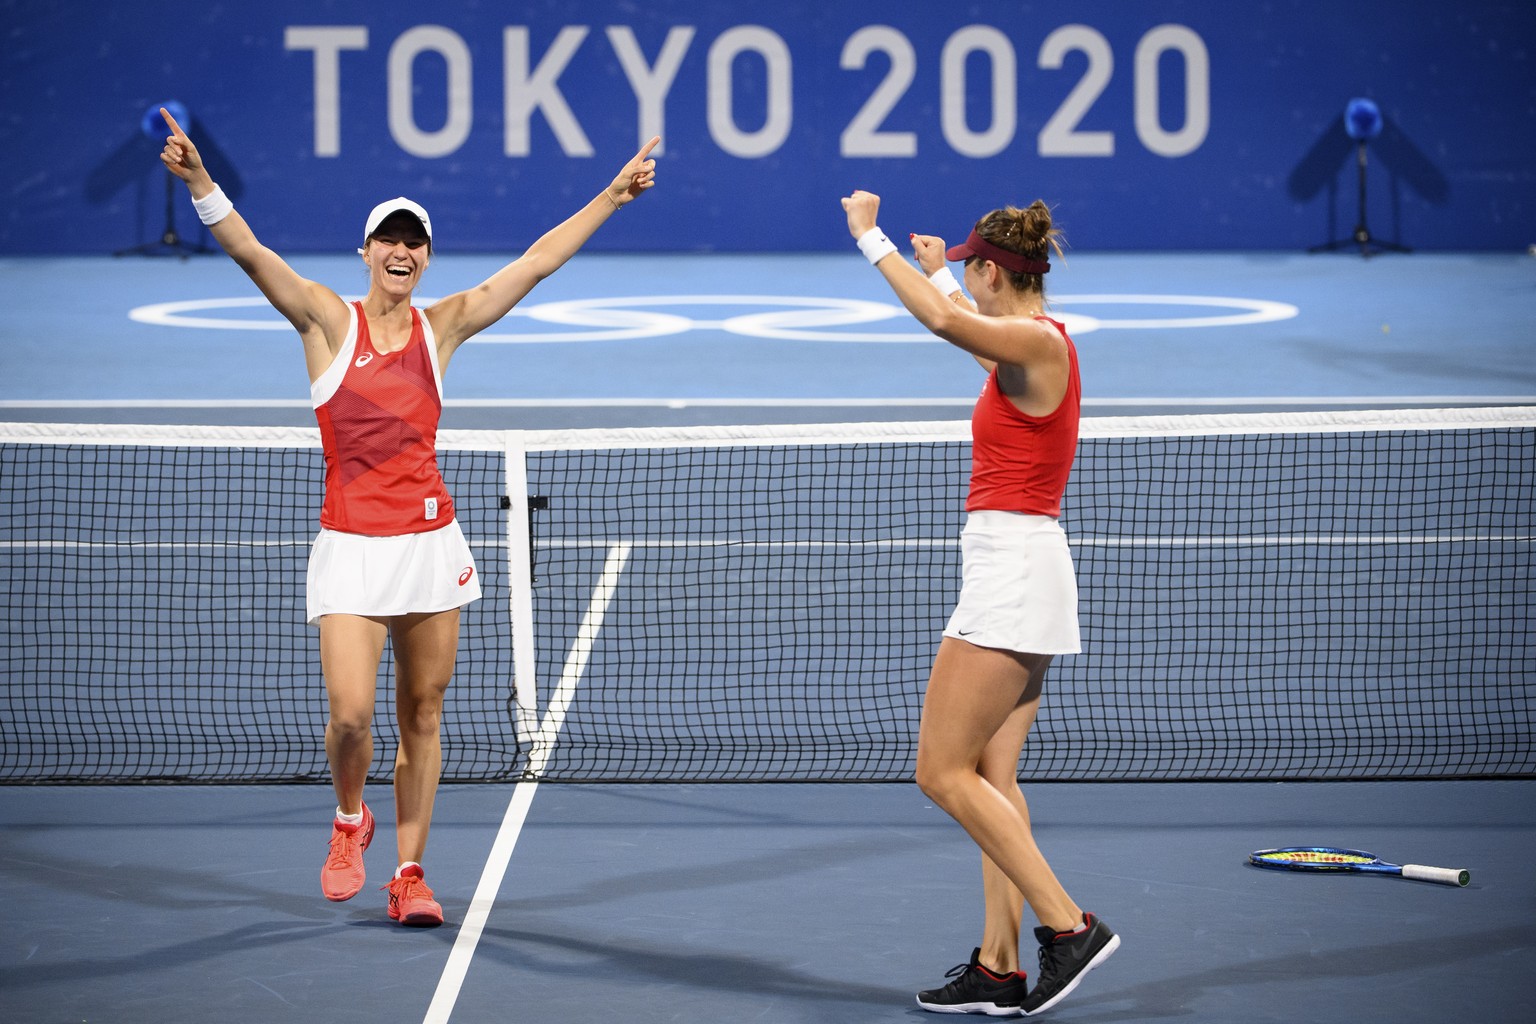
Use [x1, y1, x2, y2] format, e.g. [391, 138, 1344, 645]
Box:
[971, 201, 1065, 285]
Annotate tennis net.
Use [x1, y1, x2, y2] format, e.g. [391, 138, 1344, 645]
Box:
[2, 408, 1531, 784]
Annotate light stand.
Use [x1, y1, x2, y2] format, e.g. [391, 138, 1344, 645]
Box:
[115, 101, 209, 259]
[1309, 98, 1410, 257]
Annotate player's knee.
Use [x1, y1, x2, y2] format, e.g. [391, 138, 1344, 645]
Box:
[979, 765, 1023, 796]
[326, 710, 373, 741]
[396, 700, 442, 739]
[914, 754, 961, 807]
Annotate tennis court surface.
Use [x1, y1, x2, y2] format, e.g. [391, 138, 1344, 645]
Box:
[2, 252, 1532, 1022]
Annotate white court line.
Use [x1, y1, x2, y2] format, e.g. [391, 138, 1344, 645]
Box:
[422, 541, 632, 1024]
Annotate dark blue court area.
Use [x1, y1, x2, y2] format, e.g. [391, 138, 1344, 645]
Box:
[3, 780, 1532, 1023]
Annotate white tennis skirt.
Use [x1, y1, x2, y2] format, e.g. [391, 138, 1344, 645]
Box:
[306, 519, 482, 626]
[942, 510, 1081, 655]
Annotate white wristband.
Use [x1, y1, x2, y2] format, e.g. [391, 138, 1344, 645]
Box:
[856, 227, 898, 266]
[928, 266, 962, 297]
[191, 185, 233, 226]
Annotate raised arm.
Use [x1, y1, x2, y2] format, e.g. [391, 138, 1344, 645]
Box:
[911, 231, 993, 372]
[426, 137, 661, 363]
[910, 233, 973, 310]
[159, 109, 348, 379]
[842, 190, 1062, 372]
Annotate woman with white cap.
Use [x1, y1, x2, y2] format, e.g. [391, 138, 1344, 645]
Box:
[158, 107, 658, 927]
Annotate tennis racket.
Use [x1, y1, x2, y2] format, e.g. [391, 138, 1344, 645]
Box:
[1249, 847, 1468, 886]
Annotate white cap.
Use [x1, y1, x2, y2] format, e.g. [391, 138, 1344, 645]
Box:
[362, 197, 432, 245]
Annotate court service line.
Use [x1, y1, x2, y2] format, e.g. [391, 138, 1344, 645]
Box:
[423, 541, 633, 1024]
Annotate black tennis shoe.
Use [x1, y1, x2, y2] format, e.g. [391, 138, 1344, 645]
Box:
[1020, 913, 1119, 1016]
[916, 947, 1028, 1016]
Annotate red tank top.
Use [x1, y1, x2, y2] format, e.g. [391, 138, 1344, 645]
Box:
[966, 316, 1081, 516]
[315, 303, 454, 535]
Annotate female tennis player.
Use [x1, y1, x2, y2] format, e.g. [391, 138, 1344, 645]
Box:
[159, 108, 658, 927]
[841, 190, 1118, 1015]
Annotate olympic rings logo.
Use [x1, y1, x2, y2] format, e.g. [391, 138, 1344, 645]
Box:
[128, 293, 1298, 343]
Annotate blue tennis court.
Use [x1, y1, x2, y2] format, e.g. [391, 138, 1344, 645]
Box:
[3, 781, 1532, 1022]
[2, 251, 1533, 1023]
[2, 251, 1533, 426]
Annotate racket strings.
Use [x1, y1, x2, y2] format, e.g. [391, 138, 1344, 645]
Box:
[1258, 851, 1374, 865]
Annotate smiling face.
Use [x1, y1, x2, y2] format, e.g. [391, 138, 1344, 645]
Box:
[362, 211, 431, 296]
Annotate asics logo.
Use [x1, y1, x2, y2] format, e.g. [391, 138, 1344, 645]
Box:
[354, 352, 374, 367]
[458, 567, 474, 586]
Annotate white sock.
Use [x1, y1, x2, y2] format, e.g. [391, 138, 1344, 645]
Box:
[395, 861, 422, 879]
[335, 807, 363, 826]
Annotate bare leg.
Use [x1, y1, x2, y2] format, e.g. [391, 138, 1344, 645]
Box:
[389, 608, 460, 866]
[974, 661, 1048, 973]
[916, 638, 1082, 934]
[319, 614, 389, 815]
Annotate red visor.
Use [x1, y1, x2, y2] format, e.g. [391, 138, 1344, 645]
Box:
[945, 230, 1049, 275]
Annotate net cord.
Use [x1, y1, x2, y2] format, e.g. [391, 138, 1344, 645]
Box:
[3, 406, 1533, 452]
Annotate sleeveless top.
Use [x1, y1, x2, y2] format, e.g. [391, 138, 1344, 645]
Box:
[311, 301, 454, 536]
[965, 316, 1081, 517]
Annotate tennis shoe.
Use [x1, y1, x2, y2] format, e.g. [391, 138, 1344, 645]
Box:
[916, 947, 1028, 1015]
[320, 803, 374, 902]
[386, 864, 444, 927]
[1021, 913, 1119, 1016]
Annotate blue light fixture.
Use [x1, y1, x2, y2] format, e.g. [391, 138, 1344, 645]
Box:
[140, 100, 190, 140]
[117, 100, 207, 258]
[1309, 97, 1409, 257]
[1344, 97, 1383, 142]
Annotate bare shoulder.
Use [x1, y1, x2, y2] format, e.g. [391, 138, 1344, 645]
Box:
[293, 283, 353, 360]
[1009, 313, 1070, 366]
[310, 283, 354, 339]
[421, 295, 466, 346]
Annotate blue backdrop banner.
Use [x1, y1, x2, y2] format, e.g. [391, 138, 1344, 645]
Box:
[4, 0, 1532, 253]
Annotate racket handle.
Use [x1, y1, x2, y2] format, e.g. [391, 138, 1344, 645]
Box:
[1402, 864, 1470, 887]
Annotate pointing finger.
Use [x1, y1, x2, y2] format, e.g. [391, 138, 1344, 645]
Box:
[160, 106, 190, 141]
